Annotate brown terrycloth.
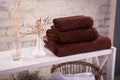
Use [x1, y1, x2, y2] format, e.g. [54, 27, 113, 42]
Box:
[46, 27, 98, 43]
[44, 35, 111, 57]
[53, 15, 94, 32]
[51, 25, 59, 31]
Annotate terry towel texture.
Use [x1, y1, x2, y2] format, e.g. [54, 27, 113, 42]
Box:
[53, 15, 94, 32]
[46, 27, 98, 43]
[44, 15, 111, 57]
[44, 35, 111, 57]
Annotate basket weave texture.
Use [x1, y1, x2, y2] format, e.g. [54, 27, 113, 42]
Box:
[51, 61, 103, 80]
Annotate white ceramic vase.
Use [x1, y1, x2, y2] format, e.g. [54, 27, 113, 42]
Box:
[32, 35, 47, 58]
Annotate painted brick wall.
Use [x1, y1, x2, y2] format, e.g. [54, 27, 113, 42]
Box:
[0, 0, 112, 51]
[0, 0, 116, 79]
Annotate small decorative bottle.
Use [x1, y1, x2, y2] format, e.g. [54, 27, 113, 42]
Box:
[32, 19, 47, 58]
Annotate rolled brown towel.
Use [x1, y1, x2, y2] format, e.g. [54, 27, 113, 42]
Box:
[44, 35, 111, 57]
[46, 27, 98, 43]
[53, 15, 94, 31]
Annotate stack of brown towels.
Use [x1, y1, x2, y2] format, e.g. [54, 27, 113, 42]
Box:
[44, 15, 111, 57]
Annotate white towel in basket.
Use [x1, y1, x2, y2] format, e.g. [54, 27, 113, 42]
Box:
[52, 72, 95, 80]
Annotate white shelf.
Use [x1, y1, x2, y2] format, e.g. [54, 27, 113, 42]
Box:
[0, 47, 116, 80]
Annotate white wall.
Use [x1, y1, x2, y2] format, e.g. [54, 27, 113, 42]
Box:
[0, 0, 115, 51]
[0, 0, 117, 79]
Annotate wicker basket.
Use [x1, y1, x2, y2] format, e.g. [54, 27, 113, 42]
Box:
[51, 61, 103, 80]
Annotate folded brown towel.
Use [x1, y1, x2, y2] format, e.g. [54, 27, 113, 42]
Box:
[44, 35, 111, 57]
[46, 27, 98, 43]
[53, 15, 94, 31]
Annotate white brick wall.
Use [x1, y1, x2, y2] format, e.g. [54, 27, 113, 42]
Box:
[0, 0, 116, 79]
[0, 0, 112, 51]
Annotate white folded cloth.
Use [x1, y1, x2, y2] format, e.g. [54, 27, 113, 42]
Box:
[52, 72, 95, 80]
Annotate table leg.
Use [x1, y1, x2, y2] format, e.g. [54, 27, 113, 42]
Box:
[107, 47, 116, 80]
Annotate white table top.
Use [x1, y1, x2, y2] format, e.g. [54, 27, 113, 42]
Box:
[0, 47, 113, 75]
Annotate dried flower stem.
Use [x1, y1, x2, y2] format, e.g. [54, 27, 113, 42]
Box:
[9, 0, 24, 56]
[21, 17, 50, 39]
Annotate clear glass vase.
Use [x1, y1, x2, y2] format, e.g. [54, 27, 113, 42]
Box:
[10, 38, 21, 61]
